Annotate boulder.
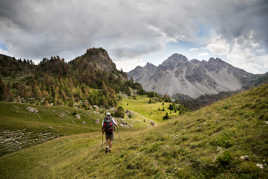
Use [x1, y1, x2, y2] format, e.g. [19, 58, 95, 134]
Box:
[93, 105, 99, 111]
[82, 121, 86, 124]
[216, 146, 223, 152]
[59, 113, 65, 118]
[256, 163, 264, 169]
[75, 114, 81, 119]
[26, 106, 38, 113]
[240, 155, 249, 161]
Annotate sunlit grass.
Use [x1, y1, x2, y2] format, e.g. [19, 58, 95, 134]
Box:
[119, 95, 180, 122]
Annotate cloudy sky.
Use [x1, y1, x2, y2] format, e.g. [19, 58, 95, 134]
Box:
[0, 0, 268, 74]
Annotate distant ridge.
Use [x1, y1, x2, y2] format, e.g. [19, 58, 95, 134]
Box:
[128, 53, 263, 99]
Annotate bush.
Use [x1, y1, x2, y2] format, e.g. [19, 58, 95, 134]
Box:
[211, 133, 233, 148]
[163, 112, 169, 120]
[168, 104, 174, 111]
[128, 112, 132, 118]
[216, 151, 232, 168]
[114, 106, 125, 118]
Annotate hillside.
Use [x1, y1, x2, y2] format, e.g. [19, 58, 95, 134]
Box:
[0, 84, 267, 178]
[0, 99, 158, 157]
[0, 48, 143, 108]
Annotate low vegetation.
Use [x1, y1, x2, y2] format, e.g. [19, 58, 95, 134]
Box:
[119, 95, 185, 122]
[1, 83, 266, 178]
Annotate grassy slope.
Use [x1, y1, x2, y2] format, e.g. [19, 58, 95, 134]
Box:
[0, 101, 152, 157]
[0, 84, 268, 178]
[119, 95, 180, 122]
[0, 102, 103, 135]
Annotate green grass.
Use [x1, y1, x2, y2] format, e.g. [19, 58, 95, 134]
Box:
[0, 100, 153, 157]
[0, 84, 268, 178]
[119, 95, 181, 122]
[0, 102, 104, 135]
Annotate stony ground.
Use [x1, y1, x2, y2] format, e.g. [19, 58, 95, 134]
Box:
[0, 129, 58, 157]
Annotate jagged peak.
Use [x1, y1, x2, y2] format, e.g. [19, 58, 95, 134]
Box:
[190, 59, 201, 63]
[133, 65, 143, 70]
[208, 57, 225, 63]
[160, 53, 188, 69]
[145, 62, 156, 68]
[168, 53, 188, 61]
[85, 47, 109, 58]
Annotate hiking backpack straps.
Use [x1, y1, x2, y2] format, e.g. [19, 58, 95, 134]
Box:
[103, 116, 114, 132]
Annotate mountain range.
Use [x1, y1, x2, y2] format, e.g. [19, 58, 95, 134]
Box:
[128, 53, 266, 100]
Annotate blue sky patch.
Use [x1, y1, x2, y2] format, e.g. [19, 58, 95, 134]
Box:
[0, 42, 8, 51]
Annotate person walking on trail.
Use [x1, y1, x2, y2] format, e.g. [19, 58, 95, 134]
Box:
[102, 112, 118, 153]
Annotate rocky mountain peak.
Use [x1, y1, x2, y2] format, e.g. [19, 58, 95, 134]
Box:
[208, 57, 226, 64]
[144, 62, 157, 69]
[161, 53, 188, 69]
[72, 47, 116, 72]
[128, 53, 257, 99]
[168, 53, 188, 62]
[190, 59, 201, 64]
[85, 47, 109, 58]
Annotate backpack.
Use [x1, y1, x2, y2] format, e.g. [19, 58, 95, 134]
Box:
[103, 116, 114, 133]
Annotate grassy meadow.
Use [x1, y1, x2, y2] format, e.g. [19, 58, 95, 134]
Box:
[0, 84, 267, 178]
[119, 95, 182, 122]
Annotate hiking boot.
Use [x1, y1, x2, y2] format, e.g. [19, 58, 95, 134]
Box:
[105, 147, 109, 153]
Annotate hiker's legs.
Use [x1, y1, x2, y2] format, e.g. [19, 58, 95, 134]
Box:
[108, 139, 112, 149]
[105, 138, 109, 147]
[104, 132, 113, 152]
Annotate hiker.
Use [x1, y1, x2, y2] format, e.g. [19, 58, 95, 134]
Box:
[102, 112, 118, 153]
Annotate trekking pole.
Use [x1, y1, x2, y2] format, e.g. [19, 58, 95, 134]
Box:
[101, 131, 103, 147]
[117, 127, 121, 140]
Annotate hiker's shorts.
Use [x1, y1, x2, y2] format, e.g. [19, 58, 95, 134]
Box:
[105, 132, 114, 141]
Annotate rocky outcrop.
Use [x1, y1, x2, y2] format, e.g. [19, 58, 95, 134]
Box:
[26, 106, 38, 113]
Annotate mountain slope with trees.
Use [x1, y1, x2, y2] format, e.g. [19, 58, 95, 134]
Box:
[0, 48, 143, 108]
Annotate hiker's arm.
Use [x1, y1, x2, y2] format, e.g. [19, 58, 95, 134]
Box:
[101, 119, 104, 133]
[112, 118, 119, 129]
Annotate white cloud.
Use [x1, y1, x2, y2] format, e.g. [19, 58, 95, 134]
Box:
[198, 52, 209, 57]
[206, 35, 230, 55]
[0, 48, 13, 57]
[206, 31, 268, 74]
[114, 58, 146, 72]
[0, 0, 267, 74]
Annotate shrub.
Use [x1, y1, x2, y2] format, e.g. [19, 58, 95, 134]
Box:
[211, 133, 233, 148]
[128, 112, 132, 118]
[163, 112, 169, 120]
[114, 106, 125, 118]
[168, 104, 174, 111]
[216, 151, 232, 168]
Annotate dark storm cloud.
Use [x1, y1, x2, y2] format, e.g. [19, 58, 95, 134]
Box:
[0, 0, 267, 60]
[202, 0, 268, 49]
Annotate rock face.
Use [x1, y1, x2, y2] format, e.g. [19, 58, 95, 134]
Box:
[128, 53, 256, 98]
[69, 48, 127, 79]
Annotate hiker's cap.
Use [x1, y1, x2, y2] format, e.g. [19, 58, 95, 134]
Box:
[106, 112, 111, 116]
